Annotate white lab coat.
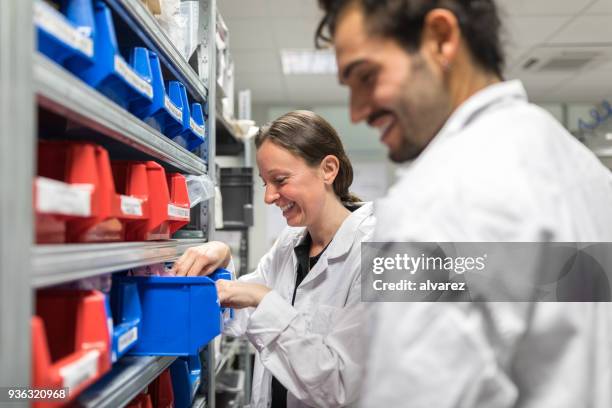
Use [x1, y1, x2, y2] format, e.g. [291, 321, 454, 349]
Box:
[361, 81, 612, 407]
[225, 202, 375, 408]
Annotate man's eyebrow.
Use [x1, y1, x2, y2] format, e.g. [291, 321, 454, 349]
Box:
[341, 59, 366, 83]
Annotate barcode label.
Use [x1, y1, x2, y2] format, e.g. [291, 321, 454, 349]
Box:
[114, 56, 154, 99]
[36, 177, 92, 217]
[34, 1, 93, 57]
[190, 117, 205, 138]
[168, 204, 190, 219]
[59, 350, 100, 390]
[164, 95, 183, 122]
[120, 195, 143, 216]
[117, 327, 138, 353]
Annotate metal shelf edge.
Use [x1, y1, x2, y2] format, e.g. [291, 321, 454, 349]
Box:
[34, 53, 206, 176]
[75, 356, 176, 408]
[215, 340, 241, 377]
[32, 239, 207, 288]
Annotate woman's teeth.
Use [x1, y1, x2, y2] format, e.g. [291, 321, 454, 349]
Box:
[280, 202, 294, 212]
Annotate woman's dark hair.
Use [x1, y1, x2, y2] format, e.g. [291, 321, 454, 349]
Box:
[316, 0, 505, 78]
[255, 110, 360, 203]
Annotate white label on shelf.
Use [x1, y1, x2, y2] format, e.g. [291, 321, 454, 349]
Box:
[120, 195, 143, 216]
[114, 56, 154, 99]
[34, 1, 93, 57]
[168, 204, 190, 219]
[59, 350, 100, 390]
[36, 177, 92, 217]
[190, 117, 205, 138]
[117, 326, 138, 353]
[164, 95, 183, 122]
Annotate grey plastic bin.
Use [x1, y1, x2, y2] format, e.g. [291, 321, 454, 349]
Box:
[220, 167, 253, 228]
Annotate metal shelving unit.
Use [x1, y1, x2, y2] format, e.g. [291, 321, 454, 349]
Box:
[75, 356, 176, 408]
[0, 0, 228, 407]
[35, 54, 207, 176]
[0, 0, 34, 397]
[33, 239, 207, 288]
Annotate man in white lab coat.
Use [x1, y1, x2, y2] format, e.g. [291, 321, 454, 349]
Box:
[316, 0, 612, 406]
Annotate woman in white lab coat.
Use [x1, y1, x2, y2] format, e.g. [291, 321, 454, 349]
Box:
[172, 110, 375, 408]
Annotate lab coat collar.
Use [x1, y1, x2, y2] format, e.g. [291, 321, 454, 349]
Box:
[438, 79, 528, 140]
[279, 202, 374, 260]
[299, 202, 373, 288]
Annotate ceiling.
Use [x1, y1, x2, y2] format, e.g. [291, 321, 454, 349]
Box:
[219, 0, 612, 105]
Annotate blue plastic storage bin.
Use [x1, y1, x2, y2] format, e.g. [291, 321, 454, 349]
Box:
[117, 274, 221, 356]
[68, 1, 153, 109]
[35, 0, 95, 68]
[208, 269, 234, 325]
[172, 103, 207, 151]
[109, 281, 142, 362]
[170, 355, 201, 408]
[132, 51, 185, 137]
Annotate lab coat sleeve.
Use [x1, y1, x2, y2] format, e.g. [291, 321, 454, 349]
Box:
[222, 237, 281, 338]
[246, 291, 367, 408]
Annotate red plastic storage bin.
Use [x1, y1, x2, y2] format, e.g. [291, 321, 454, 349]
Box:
[126, 393, 153, 408]
[32, 290, 111, 406]
[111, 161, 150, 238]
[149, 369, 175, 408]
[37, 141, 122, 243]
[120, 161, 190, 240]
[36, 142, 153, 243]
[167, 172, 190, 235]
[35, 174, 102, 243]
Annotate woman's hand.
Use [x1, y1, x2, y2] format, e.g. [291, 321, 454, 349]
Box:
[170, 241, 231, 277]
[216, 280, 271, 309]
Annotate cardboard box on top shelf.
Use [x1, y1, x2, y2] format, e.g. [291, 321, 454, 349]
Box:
[140, 0, 162, 15]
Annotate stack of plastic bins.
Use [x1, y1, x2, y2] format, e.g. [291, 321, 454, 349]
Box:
[108, 281, 142, 362]
[32, 290, 111, 407]
[121, 162, 190, 241]
[172, 102, 207, 152]
[170, 355, 201, 408]
[34, 0, 95, 70]
[68, 1, 153, 110]
[131, 51, 185, 137]
[37, 141, 123, 243]
[149, 369, 175, 408]
[111, 161, 151, 240]
[115, 274, 221, 356]
[123, 161, 168, 240]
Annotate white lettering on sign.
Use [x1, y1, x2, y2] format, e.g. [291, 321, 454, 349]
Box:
[164, 95, 183, 122]
[36, 177, 92, 217]
[114, 56, 154, 99]
[120, 195, 143, 216]
[34, 1, 93, 57]
[168, 204, 190, 219]
[59, 350, 100, 390]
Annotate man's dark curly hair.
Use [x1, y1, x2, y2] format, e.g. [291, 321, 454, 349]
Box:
[315, 0, 505, 77]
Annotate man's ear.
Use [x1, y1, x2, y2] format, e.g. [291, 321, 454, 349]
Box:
[421, 8, 461, 71]
[320, 155, 341, 185]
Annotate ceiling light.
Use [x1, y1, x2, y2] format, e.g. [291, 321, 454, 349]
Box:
[280, 49, 338, 75]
